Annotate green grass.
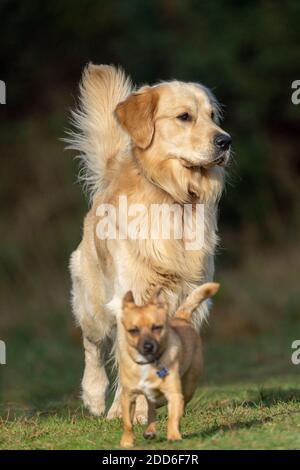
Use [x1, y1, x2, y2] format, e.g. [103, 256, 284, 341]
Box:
[1, 311, 300, 450]
[1, 380, 300, 450]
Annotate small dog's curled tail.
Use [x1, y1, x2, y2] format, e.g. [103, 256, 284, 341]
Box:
[65, 64, 132, 200]
[175, 282, 220, 321]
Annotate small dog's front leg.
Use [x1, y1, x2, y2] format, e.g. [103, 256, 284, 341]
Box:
[120, 390, 135, 448]
[143, 400, 156, 439]
[166, 392, 184, 442]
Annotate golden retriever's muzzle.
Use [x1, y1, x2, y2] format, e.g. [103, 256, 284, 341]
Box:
[213, 132, 232, 166]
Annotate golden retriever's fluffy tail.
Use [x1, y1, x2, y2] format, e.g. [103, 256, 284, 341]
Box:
[175, 282, 220, 321]
[66, 64, 132, 199]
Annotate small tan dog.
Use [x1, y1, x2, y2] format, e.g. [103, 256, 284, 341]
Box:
[119, 282, 220, 447]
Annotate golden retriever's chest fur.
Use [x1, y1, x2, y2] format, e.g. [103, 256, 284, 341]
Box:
[90, 158, 222, 310]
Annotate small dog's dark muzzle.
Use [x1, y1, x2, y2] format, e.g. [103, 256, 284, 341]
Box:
[140, 339, 157, 356]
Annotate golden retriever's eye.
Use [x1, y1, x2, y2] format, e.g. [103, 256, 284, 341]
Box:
[177, 112, 192, 122]
[128, 327, 140, 336]
[152, 324, 163, 332]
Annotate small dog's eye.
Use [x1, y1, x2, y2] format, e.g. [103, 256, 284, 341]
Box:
[211, 110, 215, 120]
[128, 327, 139, 335]
[177, 112, 192, 122]
[152, 325, 163, 332]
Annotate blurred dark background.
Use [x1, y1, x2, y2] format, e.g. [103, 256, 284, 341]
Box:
[0, 0, 299, 409]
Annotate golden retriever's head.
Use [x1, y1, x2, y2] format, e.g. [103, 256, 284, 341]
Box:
[115, 81, 231, 202]
[121, 288, 169, 364]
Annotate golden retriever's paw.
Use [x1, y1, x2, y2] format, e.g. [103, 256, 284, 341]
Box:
[120, 434, 134, 448]
[133, 411, 148, 425]
[82, 392, 105, 417]
[106, 401, 122, 420]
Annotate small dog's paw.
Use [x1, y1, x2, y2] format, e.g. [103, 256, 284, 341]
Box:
[143, 430, 156, 440]
[120, 435, 134, 448]
[167, 432, 182, 442]
[143, 423, 156, 439]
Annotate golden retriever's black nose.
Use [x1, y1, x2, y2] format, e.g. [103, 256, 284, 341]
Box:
[214, 133, 232, 151]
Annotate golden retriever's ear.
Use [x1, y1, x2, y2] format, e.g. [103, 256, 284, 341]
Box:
[123, 290, 135, 309]
[115, 88, 158, 149]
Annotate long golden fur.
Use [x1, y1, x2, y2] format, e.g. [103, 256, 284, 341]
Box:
[67, 64, 230, 419]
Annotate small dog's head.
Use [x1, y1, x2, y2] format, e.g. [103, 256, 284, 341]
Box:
[121, 288, 168, 363]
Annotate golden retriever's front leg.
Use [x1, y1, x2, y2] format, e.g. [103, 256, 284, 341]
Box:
[107, 382, 122, 420]
[134, 394, 148, 424]
[81, 336, 108, 416]
[120, 390, 136, 448]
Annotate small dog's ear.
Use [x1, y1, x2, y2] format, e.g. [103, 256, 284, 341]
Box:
[151, 286, 166, 307]
[123, 290, 135, 308]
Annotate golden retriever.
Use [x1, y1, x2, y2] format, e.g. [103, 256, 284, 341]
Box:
[67, 64, 231, 420]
